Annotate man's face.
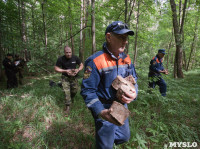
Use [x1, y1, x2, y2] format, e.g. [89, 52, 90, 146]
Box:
[7, 56, 13, 60]
[107, 32, 128, 56]
[64, 47, 72, 59]
[158, 53, 165, 59]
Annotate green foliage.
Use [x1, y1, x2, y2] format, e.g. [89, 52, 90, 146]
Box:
[0, 74, 95, 148]
[123, 68, 200, 148]
[1, 0, 200, 71]
[0, 68, 199, 148]
[0, 0, 200, 147]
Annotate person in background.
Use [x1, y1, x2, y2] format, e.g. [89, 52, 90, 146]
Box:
[14, 54, 25, 85]
[54, 46, 83, 114]
[148, 49, 168, 96]
[3, 53, 18, 89]
[81, 21, 138, 149]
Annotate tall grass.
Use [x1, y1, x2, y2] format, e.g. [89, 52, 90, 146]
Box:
[0, 74, 94, 149]
[125, 68, 200, 148]
[0, 69, 199, 148]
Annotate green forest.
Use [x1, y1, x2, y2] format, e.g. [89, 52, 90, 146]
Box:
[0, 0, 200, 148]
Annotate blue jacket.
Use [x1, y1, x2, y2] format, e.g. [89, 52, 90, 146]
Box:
[149, 55, 164, 77]
[81, 43, 138, 117]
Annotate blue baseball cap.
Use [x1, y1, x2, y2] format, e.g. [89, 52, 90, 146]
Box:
[105, 21, 134, 36]
[158, 49, 166, 54]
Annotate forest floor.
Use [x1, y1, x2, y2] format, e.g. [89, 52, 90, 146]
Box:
[0, 68, 200, 149]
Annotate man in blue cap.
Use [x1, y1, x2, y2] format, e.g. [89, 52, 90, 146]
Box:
[81, 21, 138, 148]
[148, 49, 168, 96]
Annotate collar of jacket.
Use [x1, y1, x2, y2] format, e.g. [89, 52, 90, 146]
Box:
[103, 42, 128, 60]
[155, 55, 163, 63]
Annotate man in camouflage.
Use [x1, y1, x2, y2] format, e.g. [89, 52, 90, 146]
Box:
[55, 46, 83, 114]
[61, 75, 79, 105]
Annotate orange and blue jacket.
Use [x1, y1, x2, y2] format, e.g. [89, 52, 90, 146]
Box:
[149, 55, 164, 77]
[81, 43, 138, 117]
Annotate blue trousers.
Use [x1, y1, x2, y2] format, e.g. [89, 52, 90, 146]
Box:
[149, 76, 167, 96]
[93, 104, 130, 149]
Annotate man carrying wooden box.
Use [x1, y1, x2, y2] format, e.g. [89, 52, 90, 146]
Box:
[81, 21, 138, 149]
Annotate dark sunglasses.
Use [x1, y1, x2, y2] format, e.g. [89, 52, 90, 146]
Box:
[118, 23, 128, 29]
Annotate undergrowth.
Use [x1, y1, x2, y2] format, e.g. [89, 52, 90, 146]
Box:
[0, 69, 199, 149]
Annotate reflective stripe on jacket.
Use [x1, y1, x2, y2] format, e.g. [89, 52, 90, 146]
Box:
[149, 55, 164, 76]
[81, 43, 138, 117]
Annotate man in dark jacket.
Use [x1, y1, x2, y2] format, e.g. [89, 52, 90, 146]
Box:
[3, 53, 18, 89]
[148, 49, 168, 96]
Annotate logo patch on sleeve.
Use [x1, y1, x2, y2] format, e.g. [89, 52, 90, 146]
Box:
[83, 66, 92, 79]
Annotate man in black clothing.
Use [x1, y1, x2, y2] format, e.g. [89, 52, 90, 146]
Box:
[3, 53, 18, 89]
[54, 46, 83, 114]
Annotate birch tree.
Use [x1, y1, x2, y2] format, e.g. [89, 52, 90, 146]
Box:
[91, 0, 96, 54]
[170, 0, 188, 78]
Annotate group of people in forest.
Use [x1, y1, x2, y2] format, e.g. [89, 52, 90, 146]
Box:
[53, 21, 169, 149]
[2, 21, 168, 149]
[2, 53, 24, 89]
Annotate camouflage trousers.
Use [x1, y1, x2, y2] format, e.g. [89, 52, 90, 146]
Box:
[61, 75, 79, 106]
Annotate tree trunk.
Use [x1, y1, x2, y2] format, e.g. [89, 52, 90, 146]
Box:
[124, 0, 128, 53]
[180, 0, 187, 35]
[178, 0, 182, 26]
[127, 0, 136, 23]
[171, 51, 174, 64]
[125, 0, 128, 23]
[10, 20, 15, 54]
[59, 18, 63, 52]
[18, 0, 22, 50]
[41, 1, 47, 50]
[79, 0, 84, 61]
[70, 23, 75, 54]
[178, 0, 188, 71]
[126, 0, 135, 53]
[68, 1, 75, 54]
[166, 29, 173, 69]
[66, 31, 69, 46]
[60, 26, 63, 51]
[170, 0, 186, 78]
[191, 47, 196, 69]
[21, 0, 28, 61]
[82, 0, 89, 61]
[91, 0, 96, 54]
[0, 14, 3, 80]
[31, 3, 36, 50]
[182, 30, 186, 70]
[186, 11, 199, 71]
[133, 1, 139, 66]
[182, 49, 186, 70]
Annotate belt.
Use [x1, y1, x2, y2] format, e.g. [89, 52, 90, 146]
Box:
[99, 98, 113, 104]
